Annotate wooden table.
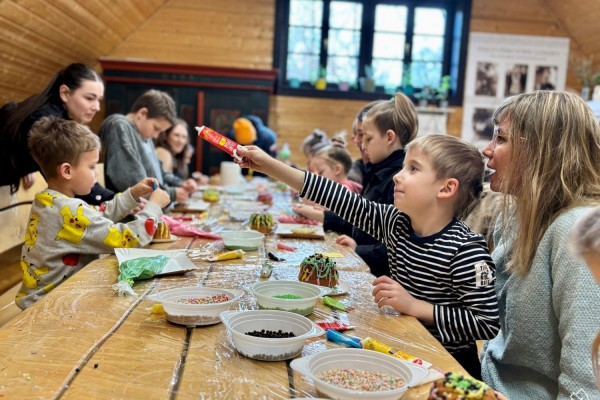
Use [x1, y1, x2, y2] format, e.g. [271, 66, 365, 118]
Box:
[0, 192, 465, 399]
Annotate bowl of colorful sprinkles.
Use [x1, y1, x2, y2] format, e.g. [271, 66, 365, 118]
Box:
[148, 287, 244, 326]
[246, 280, 329, 316]
[220, 310, 324, 361]
[290, 348, 428, 400]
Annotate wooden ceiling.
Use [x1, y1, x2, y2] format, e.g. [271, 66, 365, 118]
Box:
[1, 0, 600, 107]
[0, 0, 168, 103]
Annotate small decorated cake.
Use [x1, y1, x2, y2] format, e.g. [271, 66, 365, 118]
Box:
[298, 253, 338, 288]
[428, 373, 497, 400]
[249, 212, 274, 233]
[256, 192, 273, 205]
[154, 222, 171, 240]
[203, 188, 220, 202]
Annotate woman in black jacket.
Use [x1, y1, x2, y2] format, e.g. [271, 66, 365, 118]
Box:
[0, 63, 113, 204]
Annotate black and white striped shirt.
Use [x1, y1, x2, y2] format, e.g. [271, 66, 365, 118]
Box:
[301, 173, 500, 354]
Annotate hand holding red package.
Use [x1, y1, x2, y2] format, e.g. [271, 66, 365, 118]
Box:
[161, 215, 222, 240]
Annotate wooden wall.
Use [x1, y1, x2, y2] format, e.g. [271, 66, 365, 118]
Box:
[0, 0, 598, 165]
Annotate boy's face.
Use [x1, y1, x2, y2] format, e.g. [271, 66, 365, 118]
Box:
[135, 109, 171, 140]
[69, 149, 99, 196]
[393, 147, 446, 217]
[361, 117, 392, 165]
[352, 119, 366, 157]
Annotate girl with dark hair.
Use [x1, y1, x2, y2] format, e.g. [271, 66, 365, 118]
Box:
[0, 63, 112, 204]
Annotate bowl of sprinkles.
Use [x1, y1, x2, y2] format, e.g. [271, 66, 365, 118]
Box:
[220, 310, 324, 361]
[246, 280, 329, 316]
[290, 348, 428, 400]
[148, 287, 244, 326]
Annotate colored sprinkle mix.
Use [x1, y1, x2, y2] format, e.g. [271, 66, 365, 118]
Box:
[273, 294, 304, 299]
[176, 294, 230, 304]
[315, 369, 405, 392]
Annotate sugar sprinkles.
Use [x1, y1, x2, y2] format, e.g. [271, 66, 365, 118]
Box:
[176, 294, 230, 304]
[315, 368, 405, 392]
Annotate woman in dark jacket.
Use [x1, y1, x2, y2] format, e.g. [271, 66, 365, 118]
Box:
[0, 63, 113, 204]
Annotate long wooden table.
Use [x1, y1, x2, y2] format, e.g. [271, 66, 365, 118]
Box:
[0, 191, 465, 399]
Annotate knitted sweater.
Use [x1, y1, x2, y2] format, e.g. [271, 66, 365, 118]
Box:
[481, 207, 600, 399]
[100, 114, 177, 202]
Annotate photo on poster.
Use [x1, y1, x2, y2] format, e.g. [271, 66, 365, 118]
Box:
[461, 104, 497, 151]
[475, 62, 498, 97]
[471, 107, 496, 149]
[534, 66, 558, 91]
[505, 64, 528, 96]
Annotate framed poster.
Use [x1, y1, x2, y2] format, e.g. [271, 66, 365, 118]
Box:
[461, 33, 570, 148]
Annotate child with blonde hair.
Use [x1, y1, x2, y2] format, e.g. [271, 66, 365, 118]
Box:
[312, 131, 362, 194]
[237, 134, 499, 379]
[17, 118, 170, 310]
[312, 145, 362, 194]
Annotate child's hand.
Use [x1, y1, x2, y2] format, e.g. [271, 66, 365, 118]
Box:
[335, 234, 357, 250]
[235, 145, 274, 173]
[131, 178, 158, 199]
[129, 197, 147, 215]
[148, 188, 170, 208]
[175, 187, 189, 203]
[182, 179, 198, 193]
[292, 204, 325, 222]
[372, 276, 433, 323]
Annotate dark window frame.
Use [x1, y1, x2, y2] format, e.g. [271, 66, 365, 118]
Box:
[273, 0, 472, 105]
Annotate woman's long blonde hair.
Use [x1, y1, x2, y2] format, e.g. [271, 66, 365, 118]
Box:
[493, 91, 600, 275]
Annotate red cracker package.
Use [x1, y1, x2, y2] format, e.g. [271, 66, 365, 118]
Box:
[195, 126, 242, 160]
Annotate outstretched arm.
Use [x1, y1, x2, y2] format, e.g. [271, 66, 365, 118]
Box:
[236, 146, 305, 191]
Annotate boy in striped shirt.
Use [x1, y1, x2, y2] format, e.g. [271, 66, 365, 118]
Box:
[237, 135, 499, 379]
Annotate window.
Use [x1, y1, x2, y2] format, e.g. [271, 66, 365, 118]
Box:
[274, 0, 472, 104]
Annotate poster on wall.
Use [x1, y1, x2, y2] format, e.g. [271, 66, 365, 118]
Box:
[461, 33, 570, 149]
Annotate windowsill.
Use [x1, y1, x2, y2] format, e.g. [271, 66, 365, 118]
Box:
[416, 106, 455, 114]
[275, 86, 462, 106]
[275, 86, 395, 101]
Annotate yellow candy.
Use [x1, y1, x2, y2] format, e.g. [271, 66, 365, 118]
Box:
[151, 304, 164, 314]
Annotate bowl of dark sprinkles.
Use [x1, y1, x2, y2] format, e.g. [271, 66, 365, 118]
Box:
[220, 310, 325, 361]
[148, 287, 244, 327]
[246, 280, 330, 316]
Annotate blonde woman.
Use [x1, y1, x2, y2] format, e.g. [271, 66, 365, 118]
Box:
[480, 91, 600, 398]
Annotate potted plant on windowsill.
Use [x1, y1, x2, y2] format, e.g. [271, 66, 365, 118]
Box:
[435, 75, 451, 108]
[359, 65, 376, 93]
[414, 86, 432, 108]
[314, 66, 327, 90]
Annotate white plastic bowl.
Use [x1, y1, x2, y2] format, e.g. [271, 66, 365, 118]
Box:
[221, 231, 264, 251]
[290, 348, 428, 400]
[247, 280, 329, 316]
[220, 310, 324, 361]
[148, 287, 243, 326]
